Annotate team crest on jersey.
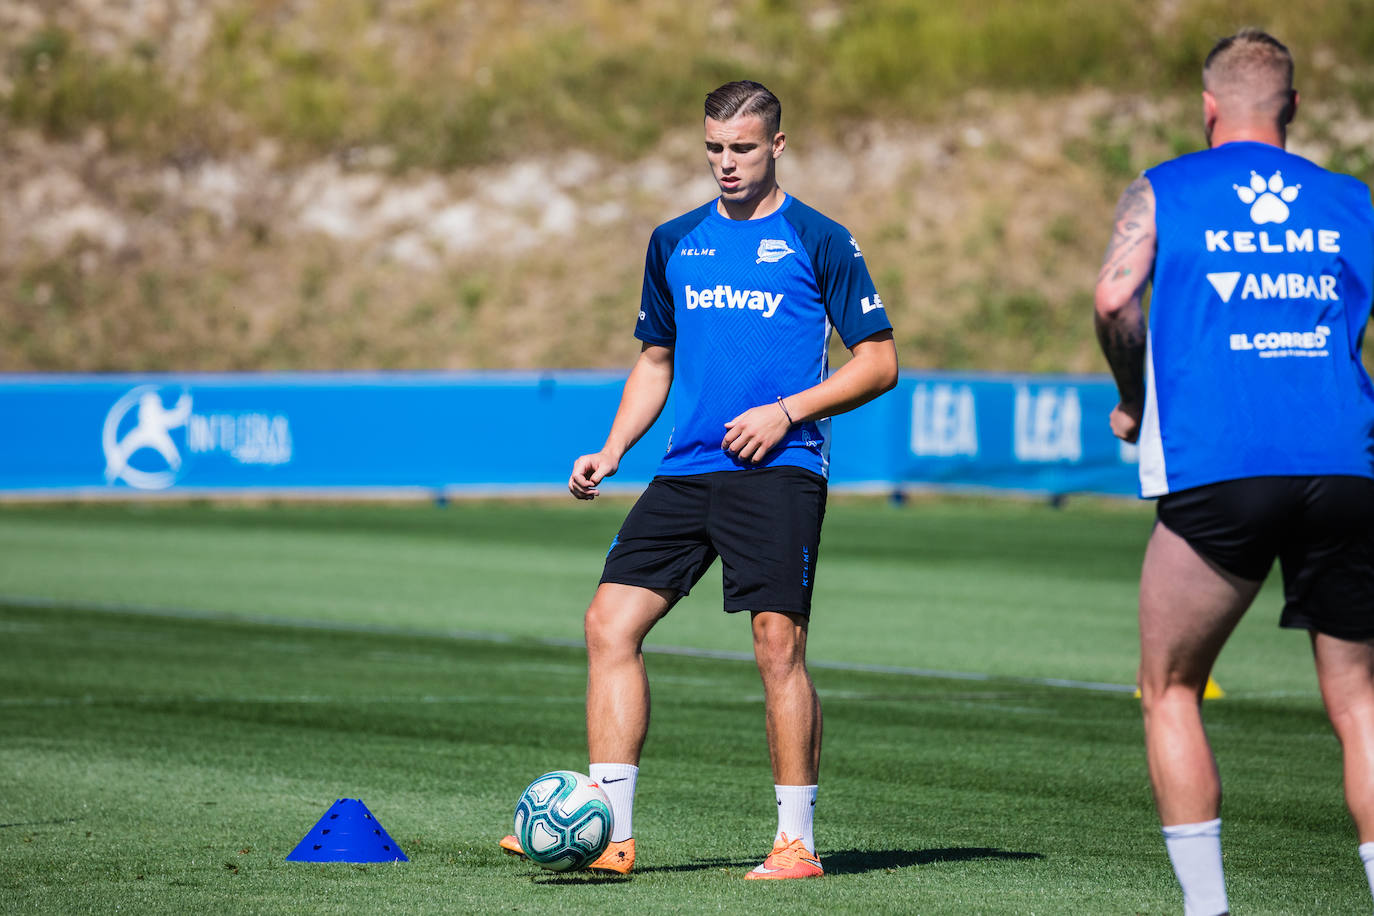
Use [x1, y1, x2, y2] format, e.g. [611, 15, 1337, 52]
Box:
[1234, 170, 1300, 225]
[756, 239, 795, 264]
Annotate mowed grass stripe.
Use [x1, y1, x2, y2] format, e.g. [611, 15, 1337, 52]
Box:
[0, 592, 1136, 694]
[0, 499, 1318, 694]
[0, 601, 1364, 914]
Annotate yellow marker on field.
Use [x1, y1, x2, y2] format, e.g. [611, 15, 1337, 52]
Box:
[1134, 677, 1225, 700]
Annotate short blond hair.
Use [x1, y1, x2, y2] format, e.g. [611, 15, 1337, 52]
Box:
[1203, 29, 1294, 122]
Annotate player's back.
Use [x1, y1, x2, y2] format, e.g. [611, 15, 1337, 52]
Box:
[1139, 142, 1374, 497]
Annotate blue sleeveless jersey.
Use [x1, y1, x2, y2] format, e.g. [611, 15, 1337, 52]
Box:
[1139, 141, 1374, 497]
[636, 195, 892, 477]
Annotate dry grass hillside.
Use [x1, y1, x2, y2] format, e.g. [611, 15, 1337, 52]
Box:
[3, 1, 1372, 373]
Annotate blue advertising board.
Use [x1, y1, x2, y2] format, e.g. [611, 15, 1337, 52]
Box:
[895, 373, 1140, 497]
[0, 371, 1142, 499]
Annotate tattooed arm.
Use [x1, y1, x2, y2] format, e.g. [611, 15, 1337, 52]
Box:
[1094, 175, 1156, 444]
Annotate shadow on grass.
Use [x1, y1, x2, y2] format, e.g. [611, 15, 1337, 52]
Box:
[531, 872, 632, 886]
[827, 847, 1044, 875]
[634, 846, 1044, 875]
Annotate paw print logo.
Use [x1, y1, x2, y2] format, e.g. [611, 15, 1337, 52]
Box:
[1234, 170, 1300, 224]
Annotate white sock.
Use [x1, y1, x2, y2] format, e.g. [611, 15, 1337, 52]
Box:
[1358, 841, 1374, 903]
[774, 784, 818, 854]
[1162, 818, 1228, 916]
[589, 763, 637, 842]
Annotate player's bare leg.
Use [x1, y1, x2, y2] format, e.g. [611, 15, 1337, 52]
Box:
[1312, 632, 1374, 842]
[570, 583, 674, 873]
[1138, 521, 1259, 823]
[743, 610, 824, 879]
[499, 583, 671, 867]
[1138, 520, 1260, 915]
[584, 583, 674, 763]
[751, 610, 821, 784]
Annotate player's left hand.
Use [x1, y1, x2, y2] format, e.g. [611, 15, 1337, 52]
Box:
[1109, 402, 1142, 443]
[722, 402, 793, 464]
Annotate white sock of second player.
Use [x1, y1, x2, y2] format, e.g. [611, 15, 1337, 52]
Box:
[1162, 818, 1228, 916]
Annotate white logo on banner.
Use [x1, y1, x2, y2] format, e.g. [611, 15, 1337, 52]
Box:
[103, 386, 193, 490]
[1014, 386, 1082, 462]
[910, 383, 979, 457]
[103, 386, 294, 489]
[187, 413, 293, 464]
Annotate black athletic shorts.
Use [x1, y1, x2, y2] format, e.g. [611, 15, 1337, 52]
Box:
[1156, 475, 1374, 639]
[600, 466, 827, 616]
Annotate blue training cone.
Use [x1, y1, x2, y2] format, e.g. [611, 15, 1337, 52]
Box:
[286, 798, 408, 863]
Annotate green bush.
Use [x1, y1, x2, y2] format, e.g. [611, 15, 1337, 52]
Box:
[7, 27, 183, 151]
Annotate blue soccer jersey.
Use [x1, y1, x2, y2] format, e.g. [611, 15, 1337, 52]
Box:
[636, 194, 892, 478]
[1139, 141, 1374, 497]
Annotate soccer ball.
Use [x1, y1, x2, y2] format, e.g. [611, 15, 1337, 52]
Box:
[513, 770, 613, 871]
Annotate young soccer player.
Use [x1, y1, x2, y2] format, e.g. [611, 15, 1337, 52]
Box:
[502, 79, 897, 878]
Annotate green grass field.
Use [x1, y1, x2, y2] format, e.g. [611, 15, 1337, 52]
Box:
[0, 497, 1364, 913]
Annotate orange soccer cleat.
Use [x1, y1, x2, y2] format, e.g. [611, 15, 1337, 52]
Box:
[588, 838, 635, 874]
[743, 833, 823, 880]
[498, 835, 635, 874]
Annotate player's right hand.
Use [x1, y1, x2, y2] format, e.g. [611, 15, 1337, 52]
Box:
[569, 452, 619, 500]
